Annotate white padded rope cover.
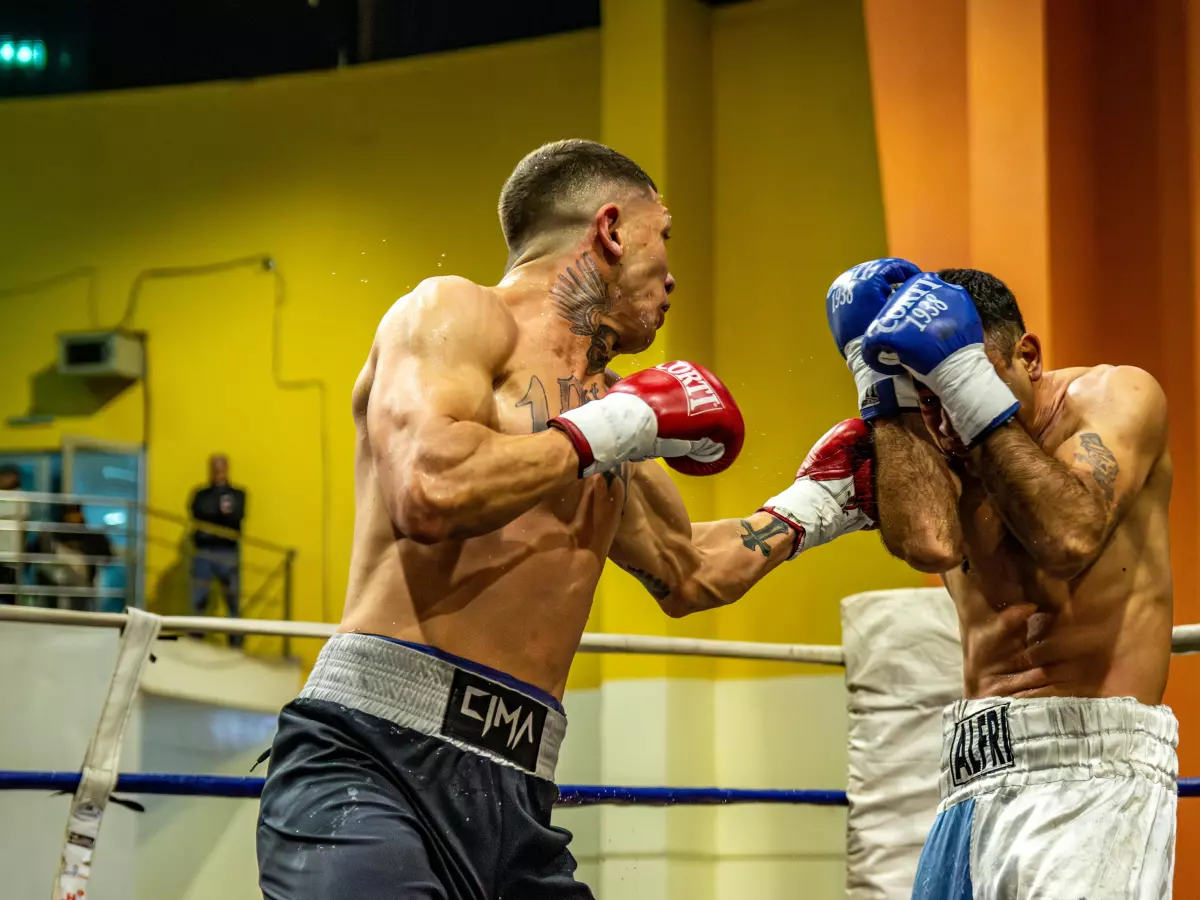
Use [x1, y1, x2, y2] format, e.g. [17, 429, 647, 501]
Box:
[842, 588, 962, 900]
[53, 608, 160, 900]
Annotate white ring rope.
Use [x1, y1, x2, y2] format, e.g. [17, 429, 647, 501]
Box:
[0, 605, 847, 665]
[4, 605, 1199, 665]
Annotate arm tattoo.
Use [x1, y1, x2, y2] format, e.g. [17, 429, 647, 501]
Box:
[739, 518, 792, 557]
[549, 252, 618, 375]
[1074, 432, 1119, 504]
[619, 564, 671, 601]
[976, 424, 1117, 571]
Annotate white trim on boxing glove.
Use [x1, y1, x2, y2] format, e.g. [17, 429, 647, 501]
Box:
[920, 344, 1019, 446]
[846, 338, 919, 418]
[551, 392, 658, 477]
[759, 476, 871, 560]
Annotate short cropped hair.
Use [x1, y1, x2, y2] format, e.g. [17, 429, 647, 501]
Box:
[937, 268, 1026, 359]
[498, 140, 657, 258]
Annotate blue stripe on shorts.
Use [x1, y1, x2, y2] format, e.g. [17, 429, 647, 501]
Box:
[911, 798, 975, 900]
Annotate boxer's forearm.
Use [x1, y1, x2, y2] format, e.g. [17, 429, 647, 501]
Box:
[644, 513, 793, 617]
[974, 422, 1107, 576]
[872, 416, 963, 572]
[392, 423, 579, 543]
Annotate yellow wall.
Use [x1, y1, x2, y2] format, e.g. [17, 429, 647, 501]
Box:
[0, 0, 919, 683]
[587, 0, 923, 687]
[707, 0, 922, 677]
[0, 32, 601, 664]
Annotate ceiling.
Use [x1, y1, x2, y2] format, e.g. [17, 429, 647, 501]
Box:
[1, 0, 753, 98]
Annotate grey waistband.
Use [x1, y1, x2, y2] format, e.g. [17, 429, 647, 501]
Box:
[940, 696, 1178, 807]
[299, 633, 566, 781]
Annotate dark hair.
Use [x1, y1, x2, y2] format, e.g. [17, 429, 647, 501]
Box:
[0, 464, 19, 481]
[937, 268, 1026, 358]
[498, 140, 657, 258]
[60, 503, 83, 519]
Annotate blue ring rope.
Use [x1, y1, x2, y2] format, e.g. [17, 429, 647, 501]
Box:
[0, 771, 844, 805]
[0, 771, 1196, 803]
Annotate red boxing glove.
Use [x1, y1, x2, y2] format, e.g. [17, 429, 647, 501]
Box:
[550, 361, 745, 478]
[759, 418, 876, 559]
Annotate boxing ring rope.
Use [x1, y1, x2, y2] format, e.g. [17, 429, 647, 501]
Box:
[8, 603, 1200, 658]
[0, 771, 852, 806]
[2, 770, 1198, 802]
[0, 604, 848, 664]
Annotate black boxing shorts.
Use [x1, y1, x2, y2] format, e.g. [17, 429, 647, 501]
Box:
[256, 633, 591, 900]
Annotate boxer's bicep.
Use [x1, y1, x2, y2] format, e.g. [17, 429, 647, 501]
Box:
[367, 288, 505, 502]
[365, 282, 573, 541]
[1055, 367, 1167, 529]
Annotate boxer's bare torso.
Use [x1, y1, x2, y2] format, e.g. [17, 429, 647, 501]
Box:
[333, 181, 802, 702]
[341, 277, 630, 698]
[934, 366, 1173, 705]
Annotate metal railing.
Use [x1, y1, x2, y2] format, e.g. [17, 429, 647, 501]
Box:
[0, 489, 139, 609]
[0, 489, 297, 658]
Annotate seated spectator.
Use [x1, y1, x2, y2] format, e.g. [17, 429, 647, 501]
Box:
[189, 453, 246, 648]
[0, 465, 26, 603]
[34, 504, 114, 611]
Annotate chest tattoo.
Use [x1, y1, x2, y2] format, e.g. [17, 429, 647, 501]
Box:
[514, 374, 625, 491]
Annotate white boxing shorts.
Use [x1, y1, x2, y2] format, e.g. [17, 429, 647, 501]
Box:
[911, 696, 1177, 899]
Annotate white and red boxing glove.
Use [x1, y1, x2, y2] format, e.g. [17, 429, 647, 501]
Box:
[549, 360, 745, 478]
[759, 418, 876, 559]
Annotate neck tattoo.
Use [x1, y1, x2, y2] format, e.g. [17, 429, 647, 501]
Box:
[549, 252, 619, 375]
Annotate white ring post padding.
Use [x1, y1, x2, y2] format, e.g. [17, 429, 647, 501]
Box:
[53, 608, 161, 900]
[841, 588, 962, 900]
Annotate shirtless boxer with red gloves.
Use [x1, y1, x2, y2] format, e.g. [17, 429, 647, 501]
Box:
[256, 140, 874, 900]
[828, 261, 1176, 898]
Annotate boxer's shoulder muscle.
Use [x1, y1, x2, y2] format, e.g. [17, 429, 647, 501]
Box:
[1064, 366, 1167, 431]
[378, 276, 518, 372]
[356, 278, 519, 431]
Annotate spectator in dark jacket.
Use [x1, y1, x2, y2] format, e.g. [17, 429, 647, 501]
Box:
[189, 454, 246, 648]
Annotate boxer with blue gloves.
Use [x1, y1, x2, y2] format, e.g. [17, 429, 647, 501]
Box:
[861, 272, 1020, 447]
[826, 263, 1177, 899]
[826, 257, 922, 420]
[826, 261, 962, 570]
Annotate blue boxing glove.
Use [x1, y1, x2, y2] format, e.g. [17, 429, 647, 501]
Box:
[861, 274, 1019, 446]
[826, 258, 922, 420]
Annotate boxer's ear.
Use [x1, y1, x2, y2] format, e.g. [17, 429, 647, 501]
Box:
[1016, 333, 1042, 381]
[594, 203, 623, 262]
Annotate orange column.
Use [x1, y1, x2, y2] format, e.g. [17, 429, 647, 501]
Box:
[863, 0, 969, 268]
[869, 0, 1200, 888]
[966, 0, 1052, 354]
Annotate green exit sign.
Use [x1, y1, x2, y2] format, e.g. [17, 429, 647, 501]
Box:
[0, 39, 46, 70]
